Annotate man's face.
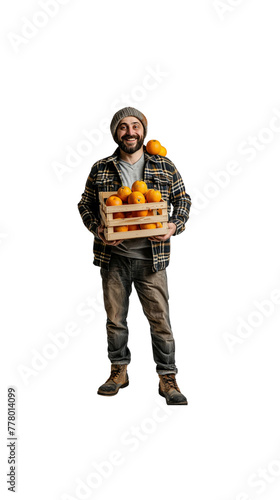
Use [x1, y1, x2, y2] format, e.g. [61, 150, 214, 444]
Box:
[116, 116, 144, 154]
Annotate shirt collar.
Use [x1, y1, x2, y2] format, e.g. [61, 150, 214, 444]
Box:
[105, 145, 161, 164]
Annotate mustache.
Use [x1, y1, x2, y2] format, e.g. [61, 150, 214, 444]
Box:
[121, 134, 140, 140]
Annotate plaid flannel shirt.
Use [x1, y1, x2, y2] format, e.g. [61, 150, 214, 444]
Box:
[77, 146, 191, 272]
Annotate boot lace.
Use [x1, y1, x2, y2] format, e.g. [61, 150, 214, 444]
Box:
[106, 365, 124, 384]
[162, 374, 180, 392]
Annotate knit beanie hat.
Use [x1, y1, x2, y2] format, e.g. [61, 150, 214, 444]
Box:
[110, 107, 148, 143]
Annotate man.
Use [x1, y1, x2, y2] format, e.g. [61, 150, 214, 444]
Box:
[78, 107, 191, 405]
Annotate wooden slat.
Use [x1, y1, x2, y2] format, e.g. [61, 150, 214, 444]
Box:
[107, 214, 167, 227]
[104, 201, 166, 214]
[100, 207, 107, 226]
[105, 226, 168, 241]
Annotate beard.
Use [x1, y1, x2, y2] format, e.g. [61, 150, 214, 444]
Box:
[117, 134, 144, 154]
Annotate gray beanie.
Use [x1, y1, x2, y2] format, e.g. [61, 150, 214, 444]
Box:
[110, 107, 148, 143]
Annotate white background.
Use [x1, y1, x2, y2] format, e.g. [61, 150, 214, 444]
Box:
[1, 1, 280, 499]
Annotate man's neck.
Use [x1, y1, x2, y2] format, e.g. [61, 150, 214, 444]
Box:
[118, 146, 144, 165]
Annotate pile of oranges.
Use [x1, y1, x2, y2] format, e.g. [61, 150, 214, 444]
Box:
[105, 180, 163, 233]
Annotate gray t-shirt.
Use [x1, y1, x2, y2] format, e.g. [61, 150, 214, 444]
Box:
[111, 153, 153, 260]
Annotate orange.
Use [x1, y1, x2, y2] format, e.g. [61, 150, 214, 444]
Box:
[135, 209, 148, 217]
[113, 212, 125, 219]
[126, 212, 139, 220]
[128, 224, 140, 231]
[145, 189, 162, 203]
[114, 225, 128, 232]
[145, 189, 153, 201]
[127, 191, 146, 204]
[156, 222, 163, 228]
[146, 140, 161, 155]
[117, 186, 132, 202]
[147, 209, 155, 216]
[159, 146, 167, 156]
[106, 195, 123, 206]
[131, 180, 148, 195]
[140, 223, 157, 230]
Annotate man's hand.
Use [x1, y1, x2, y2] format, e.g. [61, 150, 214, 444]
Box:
[97, 225, 124, 246]
[148, 222, 177, 242]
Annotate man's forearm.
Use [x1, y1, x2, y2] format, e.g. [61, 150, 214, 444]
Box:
[169, 193, 192, 235]
[77, 197, 100, 237]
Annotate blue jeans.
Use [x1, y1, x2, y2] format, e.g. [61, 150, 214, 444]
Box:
[100, 254, 178, 374]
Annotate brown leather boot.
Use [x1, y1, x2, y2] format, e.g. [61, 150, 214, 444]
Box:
[97, 364, 129, 396]
[159, 373, 188, 405]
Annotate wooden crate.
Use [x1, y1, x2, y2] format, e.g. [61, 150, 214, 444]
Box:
[99, 191, 169, 241]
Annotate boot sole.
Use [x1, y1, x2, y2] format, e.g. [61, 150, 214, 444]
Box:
[97, 379, 129, 396]
[159, 388, 188, 405]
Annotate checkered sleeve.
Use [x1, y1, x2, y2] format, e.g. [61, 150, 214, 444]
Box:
[169, 164, 191, 235]
[77, 168, 100, 237]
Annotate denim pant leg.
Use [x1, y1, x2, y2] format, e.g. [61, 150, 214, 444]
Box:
[100, 258, 132, 365]
[133, 263, 178, 375]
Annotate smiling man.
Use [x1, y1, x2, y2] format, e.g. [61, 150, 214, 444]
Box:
[117, 116, 144, 153]
[78, 107, 192, 405]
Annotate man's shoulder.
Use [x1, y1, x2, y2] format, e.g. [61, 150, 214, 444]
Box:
[144, 150, 176, 174]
